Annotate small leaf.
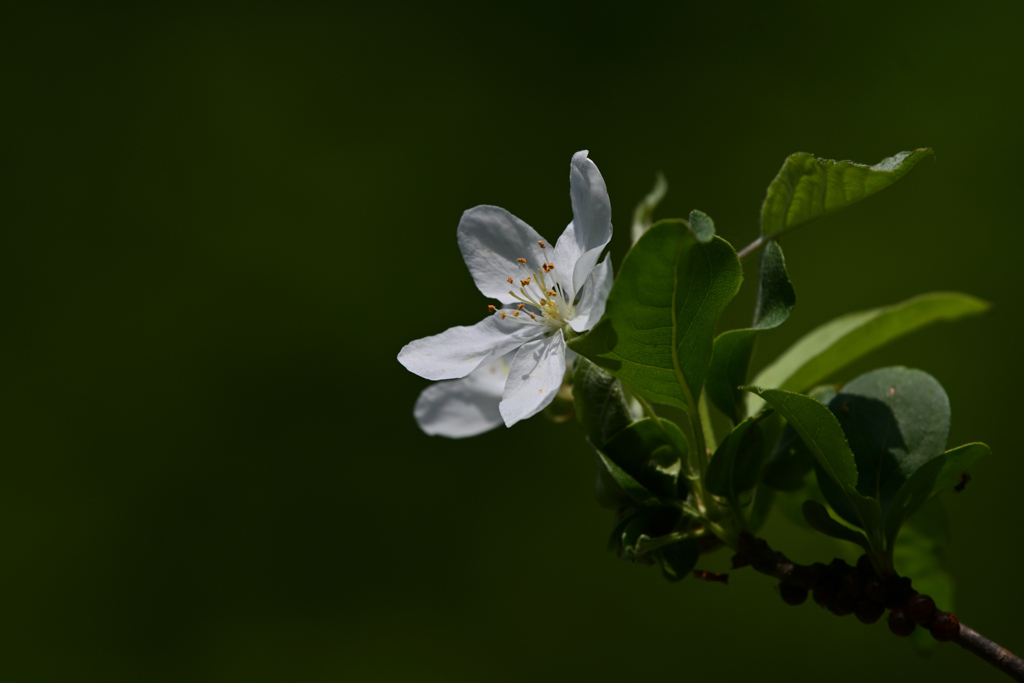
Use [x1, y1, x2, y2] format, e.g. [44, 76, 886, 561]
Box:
[752, 241, 797, 329]
[928, 442, 990, 497]
[883, 457, 946, 550]
[802, 500, 872, 554]
[748, 292, 989, 415]
[760, 149, 933, 239]
[706, 417, 767, 498]
[631, 172, 668, 245]
[658, 538, 700, 582]
[743, 386, 881, 534]
[688, 209, 716, 243]
[569, 220, 743, 414]
[600, 418, 688, 500]
[573, 357, 635, 448]
[595, 451, 660, 508]
[706, 241, 795, 422]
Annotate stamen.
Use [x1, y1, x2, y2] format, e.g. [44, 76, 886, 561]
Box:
[546, 290, 556, 297]
[512, 311, 520, 317]
[506, 277, 514, 284]
[516, 303, 525, 310]
[538, 241, 546, 248]
[520, 277, 531, 287]
[488, 305, 496, 313]
[500, 311, 506, 319]
[517, 258, 527, 265]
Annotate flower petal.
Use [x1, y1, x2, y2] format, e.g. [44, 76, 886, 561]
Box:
[552, 151, 612, 298]
[569, 255, 613, 333]
[413, 353, 512, 438]
[499, 333, 566, 427]
[458, 205, 552, 304]
[398, 314, 545, 381]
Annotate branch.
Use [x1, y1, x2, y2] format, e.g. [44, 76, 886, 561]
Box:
[734, 534, 1024, 682]
[736, 236, 764, 261]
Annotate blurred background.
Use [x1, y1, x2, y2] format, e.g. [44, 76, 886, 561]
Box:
[3, 2, 1023, 681]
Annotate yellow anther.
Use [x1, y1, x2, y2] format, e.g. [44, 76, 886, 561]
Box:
[529, 314, 536, 319]
[500, 311, 506, 319]
[538, 241, 546, 248]
[488, 305, 497, 313]
[507, 277, 514, 284]
[520, 278, 531, 287]
[512, 311, 520, 317]
[546, 290, 556, 297]
[517, 258, 527, 265]
[516, 303, 525, 310]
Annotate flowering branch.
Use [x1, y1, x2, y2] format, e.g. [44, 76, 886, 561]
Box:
[733, 534, 1024, 682]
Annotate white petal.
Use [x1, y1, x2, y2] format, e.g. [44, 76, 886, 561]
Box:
[413, 354, 512, 438]
[458, 205, 552, 305]
[569, 255, 613, 333]
[552, 151, 613, 298]
[499, 333, 566, 427]
[398, 314, 544, 381]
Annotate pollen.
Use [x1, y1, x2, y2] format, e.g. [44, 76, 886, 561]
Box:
[529, 314, 536, 319]
[546, 290, 556, 297]
[500, 311, 506, 319]
[512, 311, 519, 317]
[537, 241, 546, 248]
[520, 278, 531, 287]
[516, 303, 525, 310]
[517, 258, 527, 265]
[488, 305, 497, 313]
[507, 277, 514, 284]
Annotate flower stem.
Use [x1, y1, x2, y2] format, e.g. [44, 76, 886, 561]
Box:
[736, 236, 765, 261]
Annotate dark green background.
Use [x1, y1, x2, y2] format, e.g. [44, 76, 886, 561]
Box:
[4, 2, 1022, 681]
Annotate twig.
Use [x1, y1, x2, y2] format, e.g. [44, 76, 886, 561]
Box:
[736, 236, 764, 261]
[735, 534, 1024, 682]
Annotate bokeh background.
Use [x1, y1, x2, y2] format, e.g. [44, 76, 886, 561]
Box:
[3, 2, 1023, 681]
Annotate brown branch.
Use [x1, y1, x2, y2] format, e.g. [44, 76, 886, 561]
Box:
[735, 533, 1024, 682]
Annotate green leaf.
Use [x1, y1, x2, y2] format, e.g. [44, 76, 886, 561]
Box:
[830, 367, 950, 512]
[883, 456, 946, 551]
[742, 387, 881, 535]
[658, 538, 700, 582]
[706, 241, 795, 422]
[802, 500, 872, 554]
[631, 172, 668, 245]
[705, 417, 767, 498]
[760, 149, 933, 239]
[599, 418, 688, 500]
[747, 292, 990, 415]
[752, 241, 797, 329]
[573, 357, 635, 448]
[688, 209, 716, 243]
[595, 451, 660, 508]
[569, 220, 743, 413]
[928, 442, 990, 497]
[762, 386, 837, 491]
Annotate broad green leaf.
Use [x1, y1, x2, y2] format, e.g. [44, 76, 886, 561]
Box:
[762, 385, 836, 491]
[743, 387, 881, 535]
[705, 417, 767, 498]
[609, 506, 685, 558]
[600, 418, 688, 500]
[929, 442, 990, 497]
[569, 220, 743, 413]
[749, 484, 776, 532]
[830, 367, 950, 512]
[802, 500, 871, 554]
[573, 357, 635, 448]
[747, 292, 990, 415]
[760, 149, 933, 239]
[658, 538, 700, 582]
[631, 172, 668, 245]
[688, 209, 716, 243]
[706, 241, 796, 422]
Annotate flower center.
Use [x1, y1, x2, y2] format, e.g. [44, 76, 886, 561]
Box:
[489, 241, 574, 330]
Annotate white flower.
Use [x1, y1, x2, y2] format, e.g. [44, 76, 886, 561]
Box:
[398, 150, 614, 435]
